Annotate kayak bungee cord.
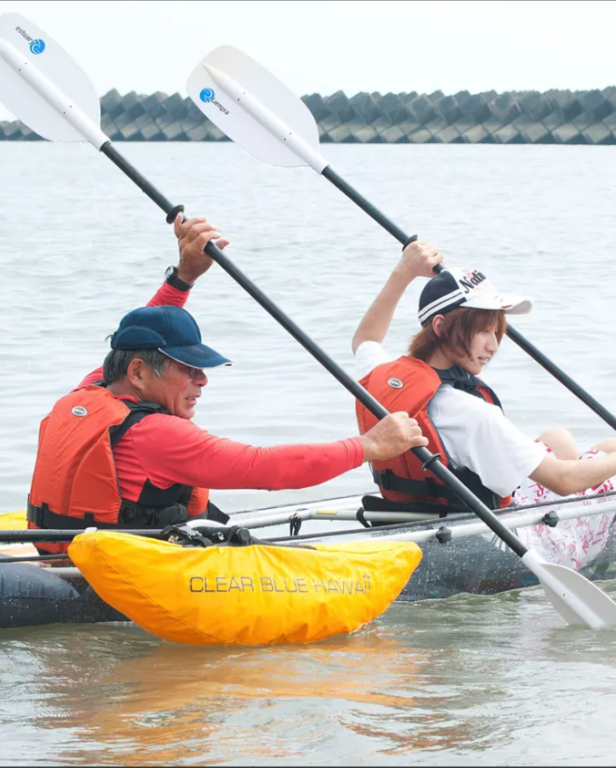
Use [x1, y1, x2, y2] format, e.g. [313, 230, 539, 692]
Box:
[3, 488, 616, 546]
[185, 45, 616, 433]
[1, 13, 616, 627]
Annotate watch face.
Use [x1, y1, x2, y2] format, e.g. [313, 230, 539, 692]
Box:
[165, 266, 175, 279]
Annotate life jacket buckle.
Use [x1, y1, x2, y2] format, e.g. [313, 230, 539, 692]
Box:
[160, 524, 253, 548]
[162, 524, 215, 548]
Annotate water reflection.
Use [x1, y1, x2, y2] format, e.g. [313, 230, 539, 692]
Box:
[0, 598, 530, 764]
[34, 626, 429, 764]
[4, 587, 616, 765]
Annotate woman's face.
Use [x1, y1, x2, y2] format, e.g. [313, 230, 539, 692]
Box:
[452, 327, 500, 375]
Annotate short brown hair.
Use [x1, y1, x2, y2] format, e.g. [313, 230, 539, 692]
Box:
[409, 308, 507, 362]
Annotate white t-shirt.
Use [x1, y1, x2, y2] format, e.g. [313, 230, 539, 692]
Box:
[355, 341, 547, 497]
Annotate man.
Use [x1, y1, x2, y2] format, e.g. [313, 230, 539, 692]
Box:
[28, 215, 427, 551]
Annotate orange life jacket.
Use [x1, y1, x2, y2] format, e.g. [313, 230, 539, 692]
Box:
[356, 356, 513, 513]
[28, 384, 212, 554]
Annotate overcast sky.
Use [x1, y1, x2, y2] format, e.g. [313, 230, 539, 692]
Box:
[1, 0, 615, 122]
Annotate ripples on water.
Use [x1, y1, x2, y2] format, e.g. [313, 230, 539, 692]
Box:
[2, 143, 616, 764]
[4, 587, 616, 766]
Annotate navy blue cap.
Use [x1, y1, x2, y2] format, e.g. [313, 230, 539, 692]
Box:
[110, 306, 232, 369]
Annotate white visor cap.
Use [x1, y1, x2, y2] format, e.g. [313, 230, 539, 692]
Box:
[418, 267, 533, 326]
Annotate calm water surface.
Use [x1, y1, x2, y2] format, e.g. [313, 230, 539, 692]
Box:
[2, 143, 616, 765]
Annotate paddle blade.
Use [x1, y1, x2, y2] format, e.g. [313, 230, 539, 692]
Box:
[187, 45, 327, 171]
[522, 551, 616, 628]
[0, 13, 101, 142]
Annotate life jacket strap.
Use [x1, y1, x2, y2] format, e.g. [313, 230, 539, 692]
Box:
[109, 401, 165, 447]
[370, 467, 463, 504]
[28, 501, 124, 530]
[27, 500, 189, 530]
[27, 498, 229, 530]
[204, 500, 230, 525]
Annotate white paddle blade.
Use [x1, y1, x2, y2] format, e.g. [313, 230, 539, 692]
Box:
[187, 45, 327, 172]
[0, 13, 103, 144]
[523, 550, 616, 628]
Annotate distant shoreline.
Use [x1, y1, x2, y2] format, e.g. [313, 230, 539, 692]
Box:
[2, 87, 616, 144]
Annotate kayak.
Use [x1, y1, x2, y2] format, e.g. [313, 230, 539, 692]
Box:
[2, 491, 616, 634]
[0, 509, 422, 643]
[0, 551, 127, 627]
[68, 532, 421, 645]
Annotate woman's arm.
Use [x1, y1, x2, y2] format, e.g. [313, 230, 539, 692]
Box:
[531, 452, 616, 497]
[351, 240, 444, 353]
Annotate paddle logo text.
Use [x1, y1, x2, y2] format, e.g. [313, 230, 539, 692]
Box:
[199, 88, 229, 116]
[15, 26, 45, 54]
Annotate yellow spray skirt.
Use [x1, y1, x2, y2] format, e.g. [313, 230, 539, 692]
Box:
[69, 532, 422, 646]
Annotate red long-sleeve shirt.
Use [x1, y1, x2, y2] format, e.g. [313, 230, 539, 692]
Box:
[78, 282, 364, 500]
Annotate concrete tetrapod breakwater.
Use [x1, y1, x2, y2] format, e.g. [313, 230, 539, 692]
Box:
[3, 87, 616, 143]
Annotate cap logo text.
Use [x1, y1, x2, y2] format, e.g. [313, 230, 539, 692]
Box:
[459, 270, 486, 294]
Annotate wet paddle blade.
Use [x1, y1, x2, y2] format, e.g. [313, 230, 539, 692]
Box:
[523, 551, 616, 628]
[0, 12, 101, 143]
[186, 45, 327, 171]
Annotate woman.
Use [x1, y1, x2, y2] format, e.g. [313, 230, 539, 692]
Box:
[353, 240, 616, 569]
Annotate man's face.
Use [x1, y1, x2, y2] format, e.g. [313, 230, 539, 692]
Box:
[141, 359, 208, 419]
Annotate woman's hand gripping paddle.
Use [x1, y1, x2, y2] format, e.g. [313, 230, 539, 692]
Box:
[186, 44, 616, 434]
[2, 13, 616, 627]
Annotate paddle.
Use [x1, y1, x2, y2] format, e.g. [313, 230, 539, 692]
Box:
[185, 45, 616, 433]
[0, 553, 71, 564]
[1, 15, 615, 628]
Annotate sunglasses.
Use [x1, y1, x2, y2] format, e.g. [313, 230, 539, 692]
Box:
[169, 359, 206, 380]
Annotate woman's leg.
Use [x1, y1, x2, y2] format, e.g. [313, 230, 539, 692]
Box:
[591, 438, 616, 455]
[536, 427, 579, 460]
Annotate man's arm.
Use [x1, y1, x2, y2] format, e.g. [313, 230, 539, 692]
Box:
[149, 214, 230, 307]
[128, 412, 428, 492]
[352, 240, 444, 354]
[76, 216, 229, 389]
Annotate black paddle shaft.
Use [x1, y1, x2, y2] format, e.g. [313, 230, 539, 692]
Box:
[96, 140, 528, 559]
[321, 165, 616, 432]
[0, 529, 164, 543]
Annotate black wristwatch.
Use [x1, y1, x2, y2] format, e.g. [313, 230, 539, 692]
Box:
[165, 265, 193, 292]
